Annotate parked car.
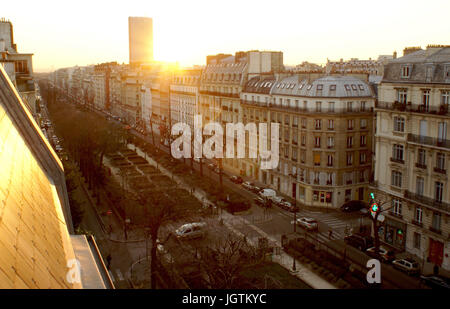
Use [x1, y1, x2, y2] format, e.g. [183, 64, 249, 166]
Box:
[296, 217, 319, 231]
[253, 197, 267, 207]
[283, 202, 299, 213]
[365, 246, 396, 263]
[175, 222, 206, 240]
[259, 188, 277, 199]
[242, 181, 258, 191]
[230, 175, 243, 184]
[270, 196, 284, 205]
[392, 258, 420, 276]
[344, 234, 374, 251]
[55, 145, 63, 152]
[341, 200, 368, 212]
[419, 275, 450, 289]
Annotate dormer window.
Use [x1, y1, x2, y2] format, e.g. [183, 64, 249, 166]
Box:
[351, 84, 357, 91]
[358, 84, 365, 91]
[329, 85, 336, 91]
[344, 84, 351, 91]
[317, 84, 323, 91]
[299, 84, 304, 90]
[402, 65, 411, 78]
[307, 84, 312, 90]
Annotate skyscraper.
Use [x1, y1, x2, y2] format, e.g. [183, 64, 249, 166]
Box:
[128, 16, 153, 65]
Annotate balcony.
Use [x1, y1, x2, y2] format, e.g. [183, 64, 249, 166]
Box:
[407, 134, 450, 150]
[376, 101, 450, 116]
[434, 167, 447, 174]
[415, 162, 427, 169]
[429, 226, 442, 235]
[404, 190, 450, 213]
[390, 157, 405, 164]
[411, 219, 423, 227]
[389, 211, 403, 219]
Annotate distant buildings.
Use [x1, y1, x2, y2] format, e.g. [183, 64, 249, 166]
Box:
[0, 18, 38, 119]
[374, 45, 450, 275]
[325, 56, 393, 76]
[128, 17, 153, 65]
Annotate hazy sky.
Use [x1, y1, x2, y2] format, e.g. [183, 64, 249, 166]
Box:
[3, 0, 450, 72]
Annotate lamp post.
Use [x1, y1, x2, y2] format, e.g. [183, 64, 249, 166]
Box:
[289, 173, 298, 233]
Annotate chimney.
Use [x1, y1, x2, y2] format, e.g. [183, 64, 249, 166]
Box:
[393, 51, 397, 59]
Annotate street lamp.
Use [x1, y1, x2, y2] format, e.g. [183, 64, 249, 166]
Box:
[289, 173, 298, 233]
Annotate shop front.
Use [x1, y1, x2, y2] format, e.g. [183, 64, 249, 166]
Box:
[381, 217, 407, 251]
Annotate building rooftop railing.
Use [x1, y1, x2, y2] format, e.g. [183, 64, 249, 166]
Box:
[241, 100, 374, 115]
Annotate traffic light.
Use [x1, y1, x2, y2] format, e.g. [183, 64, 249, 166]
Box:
[370, 192, 375, 200]
[370, 201, 379, 217]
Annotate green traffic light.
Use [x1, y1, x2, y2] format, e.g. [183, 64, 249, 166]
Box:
[371, 203, 379, 212]
[370, 193, 375, 199]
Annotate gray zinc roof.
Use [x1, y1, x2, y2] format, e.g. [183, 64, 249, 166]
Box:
[270, 75, 373, 98]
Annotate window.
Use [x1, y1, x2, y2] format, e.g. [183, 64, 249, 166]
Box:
[347, 102, 353, 112]
[327, 155, 333, 166]
[360, 152, 367, 164]
[293, 117, 298, 127]
[435, 182, 444, 202]
[392, 199, 402, 216]
[436, 153, 445, 171]
[315, 119, 322, 130]
[442, 91, 450, 105]
[413, 232, 421, 249]
[329, 85, 336, 91]
[303, 101, 307, 110]
[300, 151, 306, 163]
[360, 101, 366, 112]
[328, 119, 334, 130]
[347, 136, 353, 148]
[432, 212, 441, 231]
[301, 118, 307, 128]
[344, 84, 351, 91]
[351, 84, 357, 91]
[393, 117, 405, 132]
[284, 129, 289, 142]
[348, 119, 354, 130]
[327, 173, 333, 185]
[360, 135, 367, 147]
[285, 115, 290, 125]
[292, 148, 298, 161]
[284, 146, 289, 158]
[327, 136, 334, 148]
[292, 132, 298, 144]
[314, 153, 321, 166]
[392, 144, 404, 161]
[358, 84, 365, 91]
[422, 90, 430, 110]
[314, 137, 321, 148]
[391, 171, 402, 188]
[360, 118, 367, 129]
[438, 122, 447, 141]
[347, 153, 353, 166]
[397, 89, 408, 104]
[328, 102, 335, 112]
[316, 102, 322, 112]
[416, 177, 424, 196]
[415, 207, 423, 224]
[418, 149, 426, 166]
[301, 135, 306, 146]
[401, 65, 411, 78]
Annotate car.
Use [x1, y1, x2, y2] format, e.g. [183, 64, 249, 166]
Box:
[341, 200, 368, 212]
[230, 175, 243, 184]
[283, 202, 299, 213]
[365, 246, 395, 263]
[259, 188, 276, 199]
[175, 222, 206, 240]
[270, 196, 284, 205]
[419, 275, 450, 289]
[253, 197, 267, 207]
[344, 234, 374, 251]
[296, 217, 318, 231]
[242, 181, 256, 191]
[392, 258, 420, 276]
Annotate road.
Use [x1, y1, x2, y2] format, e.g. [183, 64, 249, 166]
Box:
[47, 82, 423, 289]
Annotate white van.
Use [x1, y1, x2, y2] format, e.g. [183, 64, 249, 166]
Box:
[175, 222, 206, 240]
[259, 188, 277, 199]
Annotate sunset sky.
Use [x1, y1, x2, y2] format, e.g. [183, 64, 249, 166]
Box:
[3, 0, 450, 72]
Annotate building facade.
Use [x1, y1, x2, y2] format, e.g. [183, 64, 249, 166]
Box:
[374, 45, 450, 275]
[242, 74, 375, 208]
